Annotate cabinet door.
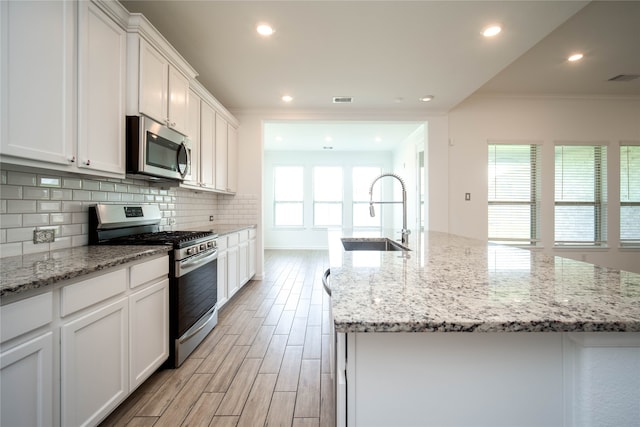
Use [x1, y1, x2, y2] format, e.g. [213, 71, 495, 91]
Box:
[227, 125, 238, 193]
[217, 250, 228, 308]
[168, 66, 189, 135]
[130, 279, 169, 390]
[61, 297, 128, 427]
[1, 332, 54, 427]
[77, 1, 126, 175]
[215, 114, 228, 191]
[239, 241, 249, 286]
[185, 89, 201, 186]
[249, 237, 257, 279]
[0, 0, 75, 165]
[227, 246, 239, 299]
[200, 101, 216, 188]
[139, 39, 168, 125]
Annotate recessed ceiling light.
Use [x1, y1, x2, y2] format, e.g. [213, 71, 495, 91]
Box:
[257, 24, 274, 36]
[568, 53, 584, 62]
[325, 136, 333, 142]
[375, 137, 382, 142]
[275, 136, 283, 142]
[281, 95, 293, 102]
[419, 96, 434, 102]
[482, 25, 502, 37]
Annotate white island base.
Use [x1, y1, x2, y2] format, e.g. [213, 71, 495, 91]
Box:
[336, 332, 640, 427]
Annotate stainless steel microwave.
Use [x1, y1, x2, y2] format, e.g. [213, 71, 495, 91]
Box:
[126, 115, 191, 181]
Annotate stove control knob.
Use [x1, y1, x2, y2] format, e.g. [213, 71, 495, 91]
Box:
[207, 241, 213, 248]
[200, 244, 206, 251]
[187, 248, 194, 255]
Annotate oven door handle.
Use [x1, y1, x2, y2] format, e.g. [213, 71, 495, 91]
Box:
[178, 305, 217, 344]
[176, 248, 217, 277]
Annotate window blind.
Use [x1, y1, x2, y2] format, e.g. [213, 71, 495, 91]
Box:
[620, 144, 640, 247]
[488, 144, 540, 245]
[554, 144, 607, 246]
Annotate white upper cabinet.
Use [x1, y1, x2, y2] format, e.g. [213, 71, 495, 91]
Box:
[0, 0, 128, 179]
[127, 15, 197, 137]
[227, 124, 238, 194]
[215, 114, 228, 192]
[77, 0, 127, 175]
[184, 88, 201, 187]
[138, 39, 189, 135]
[200, 101, 216, 189]
[0, 0, 75, 165]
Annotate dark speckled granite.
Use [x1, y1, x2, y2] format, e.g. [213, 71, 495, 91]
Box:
[0, 245, 171, 299]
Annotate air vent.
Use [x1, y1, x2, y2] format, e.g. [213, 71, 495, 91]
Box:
[333, 96, 353, 104]
[608, 74, 640, 82]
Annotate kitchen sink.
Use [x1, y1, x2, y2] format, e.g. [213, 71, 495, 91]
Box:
[341, 237, 410, 251]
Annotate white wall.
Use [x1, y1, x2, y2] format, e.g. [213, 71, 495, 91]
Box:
[448, 95, 640, 273]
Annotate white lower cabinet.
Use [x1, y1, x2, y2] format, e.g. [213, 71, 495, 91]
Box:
[1, 254, 169, 427]
[216, 229, 257, 308]
[227, 244, 240, 300]
[0, 292, 54, 427]
[61, 297, 129, 427]
[1, 331, 54, 427]
[129, 278, 169, 390]
[216, 236, 228, 308]
[238, 231, 249, 286]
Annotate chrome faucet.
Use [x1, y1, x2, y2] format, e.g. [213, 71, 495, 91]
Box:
[369, 172, 410, 245]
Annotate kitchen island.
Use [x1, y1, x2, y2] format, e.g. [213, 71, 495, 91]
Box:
[327, 230, 640, 427]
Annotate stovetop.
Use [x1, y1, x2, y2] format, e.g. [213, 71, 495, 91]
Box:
[103, 230, 216, 249]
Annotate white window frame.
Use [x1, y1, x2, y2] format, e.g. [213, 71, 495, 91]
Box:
[273, 165, 304, 228]
[620, 141, 640, 248]
[313, 166, 343, 227]
[352, 166, 382, 228]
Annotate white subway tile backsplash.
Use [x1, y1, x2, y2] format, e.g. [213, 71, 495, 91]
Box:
[8, 200, 36, 213]
[38, 201, 62, 212]
[51, 213, 72, 224]
[38, 176, 61, 187]
[23, 187, 50, 200]
[92, 191, 107, 201]
[1, 185, 23, 199]
[0, 242, 22, 257]
[100, 182, 116, 192]
[51, 189, 73, 200]
[62, 178, 82, 189]
[23, 213, 49, 226]
[6, 227, 33, 243]
[1, 167, 258, 258]
[62, 224, 82, 236]
[7, 171, 37, 186]
[83, 180, 100, 191]
[0, 214, 22, 228]
[62, 201, 83, 212]
[73, 190, 92, 201]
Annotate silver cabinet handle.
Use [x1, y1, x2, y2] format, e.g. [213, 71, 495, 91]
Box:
[85, 160, 91, 166]
[69, 156, 76, 163]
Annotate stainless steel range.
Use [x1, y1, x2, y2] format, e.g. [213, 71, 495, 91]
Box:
[89, 204, 218, 367]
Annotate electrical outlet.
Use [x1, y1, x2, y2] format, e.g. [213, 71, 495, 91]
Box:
[209, 215, 214, 222]
[465, 193, 471, 201]
[33, 229, 55, 244]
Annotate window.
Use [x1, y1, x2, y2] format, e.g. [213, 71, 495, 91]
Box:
[620, 144, 640, 247]
[554, 144, 607, 246]
[352, 166, 382, 227]
[488, 144, 540, 245]
[313, 166, 343, 226]
[274, 166, 303, 226]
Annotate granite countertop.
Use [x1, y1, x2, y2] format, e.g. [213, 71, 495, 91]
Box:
[0, 245, 171, 300]
[328, 229, 640, 333]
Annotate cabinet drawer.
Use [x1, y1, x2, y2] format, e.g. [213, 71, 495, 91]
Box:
[130, 256, 169, 289]
[238, 230, 249, 242]
[1, 292, 53, 343]
[227, 233, 239, 247]
[61, 268, 127, 317]
[216, 236, 227, 251]
[249, 228, 256, 239]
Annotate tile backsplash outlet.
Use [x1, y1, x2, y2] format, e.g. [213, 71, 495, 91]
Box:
[33, 229, 55, 244]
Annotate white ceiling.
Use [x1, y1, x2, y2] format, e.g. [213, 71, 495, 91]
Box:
[121, 0, 640, 150]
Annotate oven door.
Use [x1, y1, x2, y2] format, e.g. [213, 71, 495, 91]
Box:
[172, 248, 217, 366]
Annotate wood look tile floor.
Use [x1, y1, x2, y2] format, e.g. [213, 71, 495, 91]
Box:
[100, 250, 334, 427]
